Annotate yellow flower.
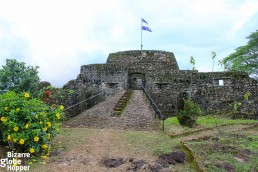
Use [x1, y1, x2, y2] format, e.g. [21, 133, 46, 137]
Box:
[41, 155, 47, 159]
[13, 126, 19, 132]
[34, 136, 39, 142]
[13, 138, 17, 143]
[35, 115, 38, 119]
[24, 92, 30, 98]
[43, 127, 47, 131]
[59, 105, 64, 110]
[41, 144, 48, 149]
[46, 122, 51, 128]
[25, 123, 29, 129]
[4, 107, 9, 111]
[29, 148, 35, 153]
[56, 113, 61, 119]
[19, 139, 25, 145]
[16, 108, 20, 112]
[47, 133, 51, 140]
[7, 135, 12, 140]
[39, 121, 43, 125]
[41, 112, 46, 117]
[1, 117, 7, 122]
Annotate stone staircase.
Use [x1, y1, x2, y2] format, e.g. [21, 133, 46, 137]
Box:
[65, 90, 161, 131]
[112, 89, 133, 116]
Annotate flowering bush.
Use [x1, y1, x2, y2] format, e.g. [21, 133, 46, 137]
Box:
[38, 85, 74, 105]
[0, 91, 65, 157]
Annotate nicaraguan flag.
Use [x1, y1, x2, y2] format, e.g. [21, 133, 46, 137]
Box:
[141, 18, 152, 32]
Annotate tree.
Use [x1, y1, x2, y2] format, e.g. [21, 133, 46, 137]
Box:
[222, 30, 258, 79]
[0, 59, 40, 95]
[190, 56, 196, 70]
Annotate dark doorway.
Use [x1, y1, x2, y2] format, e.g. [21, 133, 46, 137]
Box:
[128, 73, 145, 90]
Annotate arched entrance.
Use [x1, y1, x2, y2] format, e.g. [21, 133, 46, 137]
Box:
[128, 73, 145, 90]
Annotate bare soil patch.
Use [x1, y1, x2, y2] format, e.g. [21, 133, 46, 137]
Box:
[31, 129, 179, 172]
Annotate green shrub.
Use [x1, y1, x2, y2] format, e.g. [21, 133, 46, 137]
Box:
[176, 100, 202, 128]
[0, 91, 64, 157]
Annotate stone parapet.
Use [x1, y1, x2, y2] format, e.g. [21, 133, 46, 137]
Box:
[107, 50, 179, 70]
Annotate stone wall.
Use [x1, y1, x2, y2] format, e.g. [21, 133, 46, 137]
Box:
[107, 50, 179, 70]
[80, 64, 128, 95]
[63, 63, 128, 118]
[145, 70, 197, 117]
[145, 70, 258, 118]
[63, 78, 106, 118]
[64, 50, 258, 119]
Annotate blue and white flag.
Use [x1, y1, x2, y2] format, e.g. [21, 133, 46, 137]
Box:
[141, 18, 152, 32]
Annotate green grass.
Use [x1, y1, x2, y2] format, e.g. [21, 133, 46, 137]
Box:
[164, 116, 257, 135]
[51, 128, 96, 152]
[187, 131, 258, 172]
[163, 117, 195, 135]
[197, 115, 257, 127]
[121, 130, 180, 154]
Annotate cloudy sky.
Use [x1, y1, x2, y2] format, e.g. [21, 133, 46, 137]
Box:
[0, 0, 258, 87]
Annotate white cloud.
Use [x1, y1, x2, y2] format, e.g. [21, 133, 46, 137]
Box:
[228, 0, 258, 38]
[0, 17, 30, 65]
[0, 0, 257, 87]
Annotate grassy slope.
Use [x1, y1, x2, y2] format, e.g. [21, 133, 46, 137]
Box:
[164, 116, 257, 135]
[23, 117, 258, 171]
[187, 128, 258, 171]
[164, 116, 258, 171]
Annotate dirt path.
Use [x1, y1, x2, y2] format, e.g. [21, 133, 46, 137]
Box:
[32, 129, 162, 172]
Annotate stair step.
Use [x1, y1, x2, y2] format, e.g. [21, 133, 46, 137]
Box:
[115, 106, 123, 109]
[112, 89, 133, 115]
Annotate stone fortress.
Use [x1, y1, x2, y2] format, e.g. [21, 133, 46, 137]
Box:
[64, 50, 258, 119]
